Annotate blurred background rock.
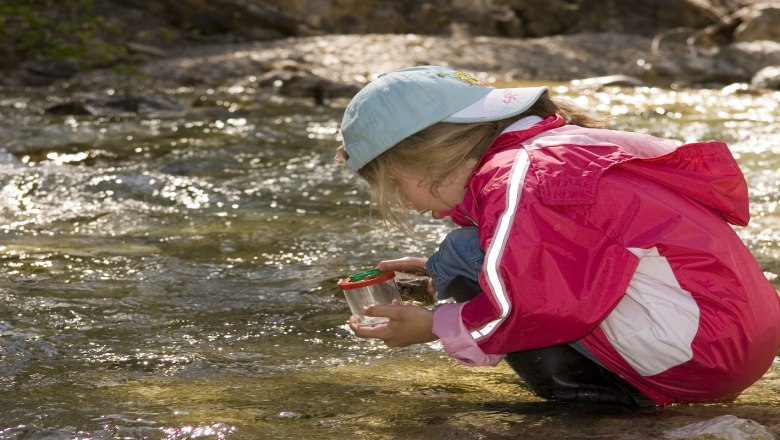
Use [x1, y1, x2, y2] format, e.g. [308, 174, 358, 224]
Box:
[1, 0, 778, 89]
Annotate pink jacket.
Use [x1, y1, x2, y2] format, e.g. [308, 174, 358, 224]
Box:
[432, 114, 780, 405]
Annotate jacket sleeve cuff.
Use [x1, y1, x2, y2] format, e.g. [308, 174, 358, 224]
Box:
[432, 303, 506, 367]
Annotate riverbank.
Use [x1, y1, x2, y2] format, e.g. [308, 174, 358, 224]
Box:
[9, 32, 774, 119]
[59, 32, 667, 94]
[3, 1, 778, 99]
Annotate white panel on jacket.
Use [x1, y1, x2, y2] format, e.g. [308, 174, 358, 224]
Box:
[600, 247, 700, 376]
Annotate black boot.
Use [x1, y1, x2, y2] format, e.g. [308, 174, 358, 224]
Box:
[504, 345, 645, 407]
[442, 276, 648, 408]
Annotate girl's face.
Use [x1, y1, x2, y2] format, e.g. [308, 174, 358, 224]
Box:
[391, 159, 476, 218]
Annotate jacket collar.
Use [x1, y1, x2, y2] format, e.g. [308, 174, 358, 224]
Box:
[465, 114, 565, 186]
[435, 114, 565, 223]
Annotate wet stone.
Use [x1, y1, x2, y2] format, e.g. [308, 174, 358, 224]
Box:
[664, 415, 776, 440]
[395, 272, 434, 305]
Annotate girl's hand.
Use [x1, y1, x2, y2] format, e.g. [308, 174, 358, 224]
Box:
[349, 303, 437, 347]
[377, 257, 428, 275]
[377, 257, 437, 298]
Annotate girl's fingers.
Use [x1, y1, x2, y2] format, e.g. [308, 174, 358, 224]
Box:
[377, 257, 428, 274]
[349, 304, 435, 347]
[427, 278, 437, 297]
[349, 318, 390, 338]
[361, 304, 402, 320]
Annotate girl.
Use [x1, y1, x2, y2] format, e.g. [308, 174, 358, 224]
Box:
[335, 65, 780, 406]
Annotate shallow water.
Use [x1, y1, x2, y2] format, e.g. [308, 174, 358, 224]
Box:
[0, 81, 778, 439]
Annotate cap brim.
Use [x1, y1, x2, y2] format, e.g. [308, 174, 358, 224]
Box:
[443, 86, 549, 123]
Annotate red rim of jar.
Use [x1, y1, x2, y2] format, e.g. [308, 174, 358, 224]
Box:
[337, 271, 395, 290]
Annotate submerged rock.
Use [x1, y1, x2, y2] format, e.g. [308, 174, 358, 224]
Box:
[395, 272, 434, 305]
[570, 74, 645, 88]
[751, 65, 780, 89]
[45, 95, 189, 117]
[257, 70, 360, 105]
[664, 415, 775, 440]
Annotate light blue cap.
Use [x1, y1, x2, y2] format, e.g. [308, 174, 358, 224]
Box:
[340, 65, 548, 172]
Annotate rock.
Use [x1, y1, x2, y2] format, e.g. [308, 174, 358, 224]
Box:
[257, 70, 360, 105]
[246, 0, 735, 38]
[663, 415, 775, 440]
[660, 39, 780, 84]
[493, 0, 578, 37]
[654, 53, 746, 83]
[751, 65, 780, 89]
[261, 0, 451, 35]
[0, 149, 22, 166]
[114, 33, 661, 90]
[0, 0, 759, 88]
[494, 0, 727, 37]
[45, 95, 188, 117]
[394, 272, 434, 305]
[489, 4, 525, 38]
[715, 40, 780, 78]
[155, 0, 307, 39]
[733, 4, 780, 42]
[570, 74, 645, 87]
[126, 42, 168, 57]
[18, 58, 80, 86]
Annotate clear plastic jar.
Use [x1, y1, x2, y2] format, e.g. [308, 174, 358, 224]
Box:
[338, 269, 401, 326]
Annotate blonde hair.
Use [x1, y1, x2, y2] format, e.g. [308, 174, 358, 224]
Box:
[335, 92, 606, 235]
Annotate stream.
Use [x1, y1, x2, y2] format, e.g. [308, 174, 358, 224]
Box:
[0, 80, 778, 439]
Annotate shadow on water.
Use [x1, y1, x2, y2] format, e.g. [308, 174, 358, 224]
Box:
[0, 82, 778, 439]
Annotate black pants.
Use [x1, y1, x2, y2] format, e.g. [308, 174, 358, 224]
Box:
[446, 276, 649, 408]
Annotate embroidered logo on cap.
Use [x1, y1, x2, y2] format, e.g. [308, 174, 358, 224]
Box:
[436, 71, 485, 86]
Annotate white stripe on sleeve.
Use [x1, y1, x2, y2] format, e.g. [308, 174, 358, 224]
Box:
[471, 149, 531, 340]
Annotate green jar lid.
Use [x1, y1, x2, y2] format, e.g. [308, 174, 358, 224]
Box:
[339, 269, 395, 290]
[348, 268, 382, 282]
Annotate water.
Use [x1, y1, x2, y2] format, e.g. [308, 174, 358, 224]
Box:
[0, 81, 778, 439]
